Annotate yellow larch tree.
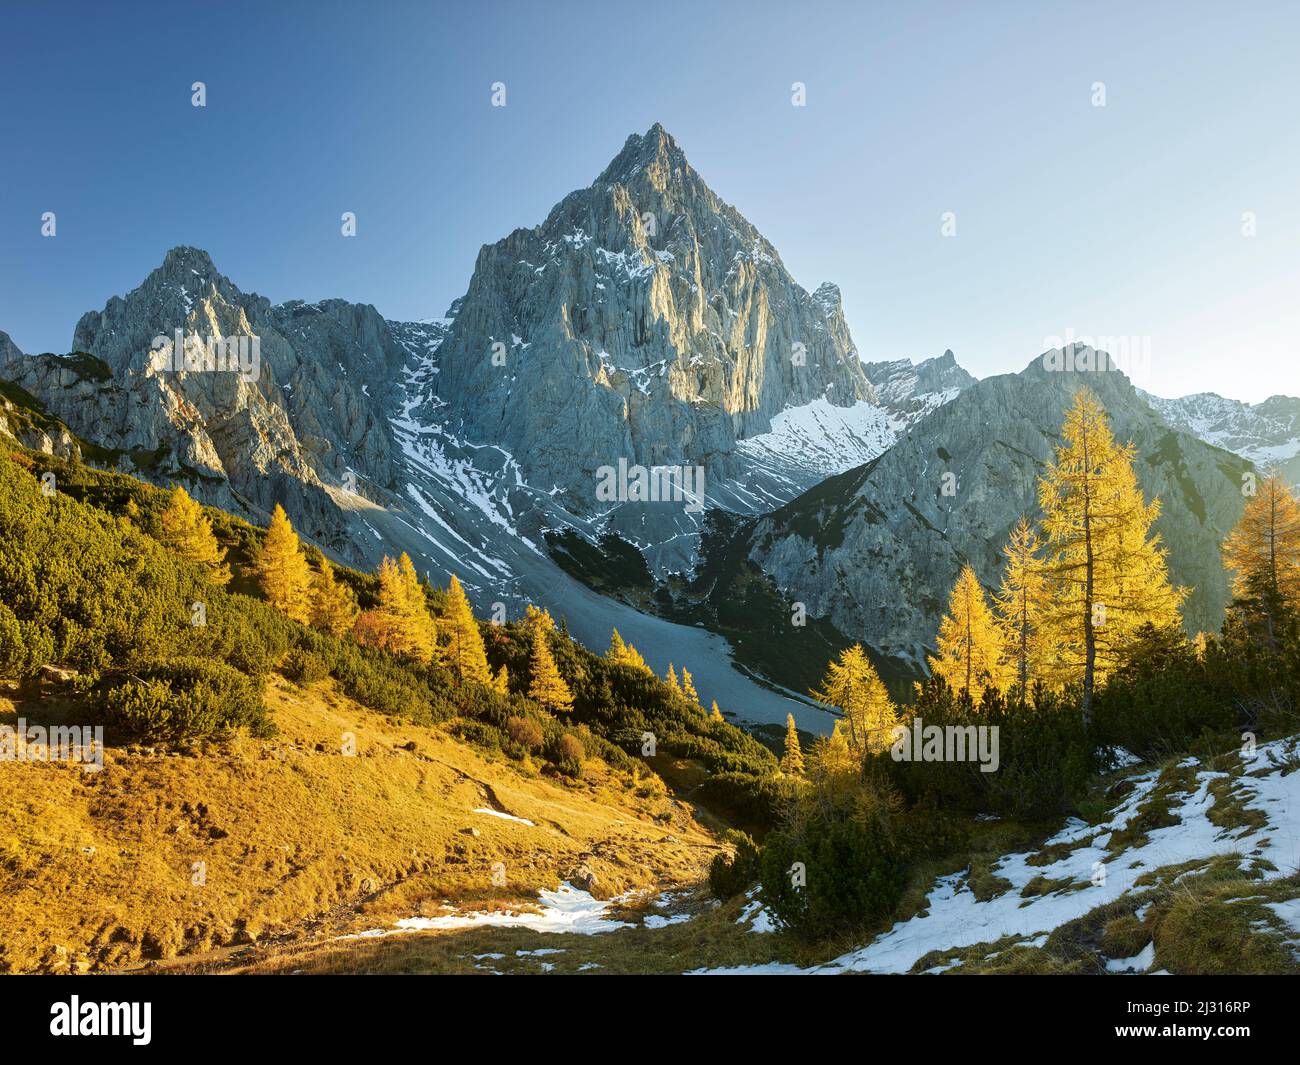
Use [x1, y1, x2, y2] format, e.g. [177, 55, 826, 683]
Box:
[358, 553, 437, 663]
[810, 644, 898, 754]
[710, 700, 724, 722]
[527, 627, 573, 712]
[808, 719, 856, 779]
[680, 668, 700, 707]
[929, 564, 1007, 702]
[606, 628, 651, 673]
[159, 484, 230, 585]
[1221, 472, 1300, 648]
[309, 559, 359, 637]
[254, 503, 312, 622]
[440, 574, 492, 685]
[492, 663, 510, 695]
[523, 603, 555, 635]
[994, 518, 1048, 700]
[665, 663, 680, 693]
[1036, 388, 1185, 723]
[780, 713, 805, 776]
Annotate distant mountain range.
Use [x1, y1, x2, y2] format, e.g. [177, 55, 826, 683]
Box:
[1, 124, 1295, 722]
[1139, 389, 1300, 487]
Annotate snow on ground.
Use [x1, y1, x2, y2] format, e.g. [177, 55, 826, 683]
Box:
[737, 890, 775, 933]
[1106, 942, 1156, 973]
[473, 807, 535, 826]
[643, 913, 692, 929]
[1266, 897, 1300, 937]
[350, 883, 635, 938]
[694, 736, 1300, 975]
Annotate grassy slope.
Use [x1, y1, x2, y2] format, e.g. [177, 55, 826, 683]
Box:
[0, 673, 724, 974]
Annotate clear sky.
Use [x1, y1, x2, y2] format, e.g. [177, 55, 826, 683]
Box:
[2, 0, 1297, 402]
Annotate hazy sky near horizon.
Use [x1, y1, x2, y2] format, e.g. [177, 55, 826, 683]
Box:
[2, 0, 1297, 402]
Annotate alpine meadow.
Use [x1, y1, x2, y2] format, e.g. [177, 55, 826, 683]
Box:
[3, 0, 1300, 1046]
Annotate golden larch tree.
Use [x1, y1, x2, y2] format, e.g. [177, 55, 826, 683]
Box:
[994, 518, 1048, 699]
[1221, 473, 1300, 647]
[523, 603, 555, 634]
[607, 629, 651, 673]
[440, 574, 492, 685]
[159, 484, 230, 585]
[929, 564, 1006, 701]
[1037, 388, 1185, 723]
[710, 700, 724, 722]
[358, 553, 437, 663]
[810, 644, 898, 754]
[780, 713, 805, 775]
[527, 628, 573, 712]
[680, 668, 700, 706]
[492, 663, 510, 695]
[254, 503, 312, 622]
[309, 560, 359, 637]
[665, 663, 680, 693]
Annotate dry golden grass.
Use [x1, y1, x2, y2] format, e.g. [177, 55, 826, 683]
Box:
[0, 676, 723, 974]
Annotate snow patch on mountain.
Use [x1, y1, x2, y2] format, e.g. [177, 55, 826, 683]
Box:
[734, 398, 898, 487]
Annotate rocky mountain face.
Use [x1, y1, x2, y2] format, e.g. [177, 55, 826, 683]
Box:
[743, 351, 1253, 669]
[426, 124, 879, 561]
[1140, 389, 1300, 487]
[0, 332, 82, 459]
[0, 248, 410, 561]
[863, 349, 976, 427]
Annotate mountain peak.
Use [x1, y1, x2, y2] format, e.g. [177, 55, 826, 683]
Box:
[159, 245, 216, 274]
[597, 123, 692, 186]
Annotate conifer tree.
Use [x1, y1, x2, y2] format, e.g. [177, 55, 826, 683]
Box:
[780, 713, 805, 775]
[606, 628, 651, 673]
[710, 700, 724, 722]
[666, 663, 680, 693]
[929, 564, 1006, 701]
[809, 719, 856, 778]
[527, 628, 573, 712]
[361, 553, 438, 663]
[1221, 473, 1300, 648]
[309, 560, 359, 638]
[680, 668, 700, 707]
[1037, 389, 1185, 723]
[524, 603, 555, 634]
[254, 504, 312, 622]
[159, 484, 230, 585]
[810, 644, 898, 754]
[492, 663, 510, 695]
[440, 574, 492, 685]
[995, 518, 1047, 699]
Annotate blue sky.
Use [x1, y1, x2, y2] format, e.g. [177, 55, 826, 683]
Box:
[1, 0, 1297, 402]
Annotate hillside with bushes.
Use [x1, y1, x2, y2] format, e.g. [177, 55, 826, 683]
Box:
[0, 442, 781, 973]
